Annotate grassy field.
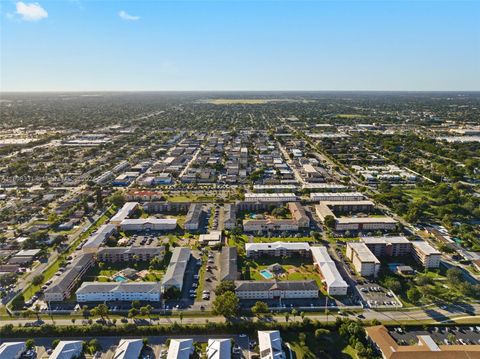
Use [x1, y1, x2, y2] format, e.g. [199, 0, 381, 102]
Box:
[284, 331, 358, 359]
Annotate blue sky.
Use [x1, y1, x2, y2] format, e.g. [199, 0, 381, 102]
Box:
[1, 0, 479, 91]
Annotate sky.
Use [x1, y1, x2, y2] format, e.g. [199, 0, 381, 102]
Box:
[1, 0, 479, 92]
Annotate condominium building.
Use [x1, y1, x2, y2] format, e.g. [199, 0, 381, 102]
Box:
[315, 202, 396, 232]
[223, 203, 237, 230]
[110, 202, 139, 225]
[220, 246, 238, 282]
[82, 224, 117, 253]
[245, 242, 311, 258]
[0, 342, 26, 359]
[184, 203, 204, 231]
[366, 325, 480, 359]
[288, 202, 310, 228]
[113, 339, 144, 359]
[120, 218, 177, 232]
[235, 280, 319, 300]
[310, 192, 365, 202]
[166, 339, 194, 359]
[207, 339, 231, 359]
[44, 253, 95, 302]
[49, 341, 83, 359]
[411, 241, 442, 269]
[311, 246, 348, 296]
[253, 184, 298, 193]
[346, 243, 380, 277]
[97, 246, 165, 263]
[76, 282, 161, 302]
[361, 236, 412, 258]
[243, 219, 298, 232]
[161, 247, 191, 292]
[244, 193, 297, 203]
[258, 331, 285, 359]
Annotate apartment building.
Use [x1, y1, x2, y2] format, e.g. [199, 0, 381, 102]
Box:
[235, 280, 319, 300]
[207, 339, 231, 359]
[167, 339, 194, 359]
[119, 218, 177, 232]
[311, 246, 348, 296]
[82, 224, 117, 253]
[44, 253, 95, 302]
[258, 331, 285, 359]
[113, 339, 144, 359]
[110, 202, 139, 225]
[161, 247, 191, 292]
[97, 246, 165, 263]
[243, 219, 298, 232]
[49, 341, 83, 359]
[76, 282, 161, 302]
[184, 203, 204, 231]
[310, 192, 365, 202]
[0, 342, 26, 359]
[245, 242, 311, 258]
[411, 241, 442, 269]
[366, 325, 480, 359]
[361, 236, 412, 258]
[244, 193, 297, 203]
[288, 202, 310, 228]
[346, 243, 381, 278]
[220, 246, 239, 282]
[222, 203, 237, 230]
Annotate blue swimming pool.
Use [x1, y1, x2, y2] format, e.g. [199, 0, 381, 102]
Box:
[260, 269, 274, 279]
[114, 275, 128, 282]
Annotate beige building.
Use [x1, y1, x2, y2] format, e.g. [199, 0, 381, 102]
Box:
[346, 242, 380, 277]
[411, 241, 441, 269]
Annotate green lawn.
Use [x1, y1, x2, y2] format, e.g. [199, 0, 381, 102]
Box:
[284, 331, 358, 359]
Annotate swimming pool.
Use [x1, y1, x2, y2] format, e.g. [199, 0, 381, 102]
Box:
[260, 269, 274, 279]
[113, 275, 128, 282]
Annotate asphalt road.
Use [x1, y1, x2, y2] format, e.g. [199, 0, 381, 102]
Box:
[2, 303, 480, 327]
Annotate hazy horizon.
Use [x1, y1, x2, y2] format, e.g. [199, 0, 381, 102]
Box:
[2, 1, 479, 92]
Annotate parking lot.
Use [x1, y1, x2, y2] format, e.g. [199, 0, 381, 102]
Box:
[356, 284, 402, 309]
[389, 326, 480, 346]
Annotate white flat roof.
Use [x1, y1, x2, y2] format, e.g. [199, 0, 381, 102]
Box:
[120, 218, 177, 225]
[412, 241, 441, 255]
[348, 242, 380, 263]
[246, 242, 310, 252]
[167, 339, 194, 359]
[258, 331, 284, 359]
[110, 202, 138, 223]
[361, 236, 410, 244]
[311, 246, 348, 289]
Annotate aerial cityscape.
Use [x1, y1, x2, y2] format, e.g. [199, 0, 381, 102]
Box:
[1, 1, 480, 359]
